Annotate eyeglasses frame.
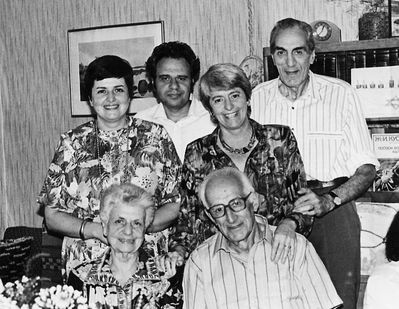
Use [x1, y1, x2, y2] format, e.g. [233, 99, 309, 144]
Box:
[207, 192, 252, 219]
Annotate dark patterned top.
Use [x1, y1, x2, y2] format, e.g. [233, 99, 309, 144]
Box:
[170, 119, 312, 254]
[68, 248, 183, 309]
[37, 117, 181, 277]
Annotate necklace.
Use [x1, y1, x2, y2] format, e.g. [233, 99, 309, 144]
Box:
[95, 119, 130, 187]
[219, 126, 257, 155]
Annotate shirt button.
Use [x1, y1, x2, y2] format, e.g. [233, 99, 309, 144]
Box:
[292, 128, 294, 131]
[291, 106, 294, 110]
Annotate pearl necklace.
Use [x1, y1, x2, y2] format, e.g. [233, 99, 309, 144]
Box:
[219, 127, 257, 155]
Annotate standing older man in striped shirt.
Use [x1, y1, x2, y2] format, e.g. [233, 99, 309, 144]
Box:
[183, 167, 342, 309]
[250, 18, 379, 309]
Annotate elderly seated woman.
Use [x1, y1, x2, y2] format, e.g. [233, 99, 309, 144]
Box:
[68, 183, 182, 309]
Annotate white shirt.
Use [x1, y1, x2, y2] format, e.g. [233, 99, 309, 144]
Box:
[364, 261, 399, 309]
[251, 72, 379, 181]
[134, 99, 215, 161]
[183, 215, 342, 309]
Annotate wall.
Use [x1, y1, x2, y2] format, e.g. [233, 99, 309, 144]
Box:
[0, 0, 363, 236]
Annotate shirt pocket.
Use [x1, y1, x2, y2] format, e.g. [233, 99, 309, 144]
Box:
[306, 131, 344, 139]
[306, 131, 344, 146]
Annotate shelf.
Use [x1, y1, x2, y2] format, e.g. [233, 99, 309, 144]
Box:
[263, 37, 399, 56]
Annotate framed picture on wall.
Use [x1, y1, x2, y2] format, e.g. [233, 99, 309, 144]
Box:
[68, 21, 164, 116]
[390, 0, 399, 37]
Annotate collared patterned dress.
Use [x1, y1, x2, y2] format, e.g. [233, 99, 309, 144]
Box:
[38, 117, 181, 278]
[68, 248, 182, 309]
[170, 119, 312, 254]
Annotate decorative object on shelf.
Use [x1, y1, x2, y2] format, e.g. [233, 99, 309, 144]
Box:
[358, 0, 390, 39]
[327, 0, 390, 40]
[239, 0, 263, 89]
[68, 21, 164, 116]
[390, 0, 399, 36]
[310, 20, 342, 44]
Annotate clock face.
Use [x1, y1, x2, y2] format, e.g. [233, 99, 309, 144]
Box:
[313, 21, 332, 41]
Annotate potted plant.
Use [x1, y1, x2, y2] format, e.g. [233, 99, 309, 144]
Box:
[327, 0, 389, 40]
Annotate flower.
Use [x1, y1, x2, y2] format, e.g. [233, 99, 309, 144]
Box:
[0, 277, 90, 309]
[375, 161, 399, 191]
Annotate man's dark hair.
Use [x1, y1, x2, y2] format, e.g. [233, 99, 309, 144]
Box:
[385, 211, 399, 262]
[84, 55, 134, 101]
[269, 18, 315, 54]
[145, 41, 200, 93]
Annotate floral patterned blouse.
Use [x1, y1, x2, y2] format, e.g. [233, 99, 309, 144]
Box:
[170, 120, 312, 254]
[68, 248, 182, 309]
[37, 117, 181, 277]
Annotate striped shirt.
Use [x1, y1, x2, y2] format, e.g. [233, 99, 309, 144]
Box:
[251, 72, 379, 181]
[183, 215, 342, 309]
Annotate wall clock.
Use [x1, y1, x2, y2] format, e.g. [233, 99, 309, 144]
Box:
[310, 20, 341, 44]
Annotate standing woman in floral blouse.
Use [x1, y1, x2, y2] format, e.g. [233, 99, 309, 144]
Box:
[170, 63, 312, 263]
[38, 55, 181, 279]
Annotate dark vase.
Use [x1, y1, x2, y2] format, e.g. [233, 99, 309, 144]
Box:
[358, 11, 390, 40]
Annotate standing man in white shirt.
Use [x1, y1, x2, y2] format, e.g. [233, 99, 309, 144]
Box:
[250, 18, 379, 309]
[135, 41, 215, 162]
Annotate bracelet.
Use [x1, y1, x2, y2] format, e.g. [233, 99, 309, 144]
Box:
[79, 218, 91, 240]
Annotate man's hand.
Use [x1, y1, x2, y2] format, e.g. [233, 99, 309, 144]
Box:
[271, 219, 297, 264]
[293, 188, 334, 217]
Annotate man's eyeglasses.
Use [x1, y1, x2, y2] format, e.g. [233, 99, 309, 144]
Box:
[208, 192, 252, 219]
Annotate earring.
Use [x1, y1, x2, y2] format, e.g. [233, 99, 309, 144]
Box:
[210, 112, 218, 124]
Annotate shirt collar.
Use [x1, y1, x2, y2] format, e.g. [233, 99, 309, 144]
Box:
[307, 71, 323, 100]
[275, 71, 322, 101]
[213, 214, 273, 256]
[152, 103, 169, 119]
[152, 98, 208, 120]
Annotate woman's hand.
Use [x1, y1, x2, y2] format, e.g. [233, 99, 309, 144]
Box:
[155, 255, 177, 279]
[85, 221, 108, 245]
[271, 219, 297, 264]
[167, 247, 186, 267]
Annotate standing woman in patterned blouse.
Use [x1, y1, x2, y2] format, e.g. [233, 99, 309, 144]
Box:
[38, 55, 181, 279]
[170, 63, 312, 263]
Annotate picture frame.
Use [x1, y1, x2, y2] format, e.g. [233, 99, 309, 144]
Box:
[68, 21, 164, 116]
[390, 0, 399, 37]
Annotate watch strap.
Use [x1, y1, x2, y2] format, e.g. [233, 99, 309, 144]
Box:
[328, 191, 342, 206]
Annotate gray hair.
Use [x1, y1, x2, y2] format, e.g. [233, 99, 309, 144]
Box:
[199, 63, 252, 123]
[198, 167, 254, 209]
[269, 18, 315, 54]
[100, 183, 155, 230]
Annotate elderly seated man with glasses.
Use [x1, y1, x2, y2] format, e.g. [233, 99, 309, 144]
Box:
[183, 167, 342, 309]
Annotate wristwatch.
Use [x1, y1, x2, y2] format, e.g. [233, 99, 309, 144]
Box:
[327, 191, 342, 207]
